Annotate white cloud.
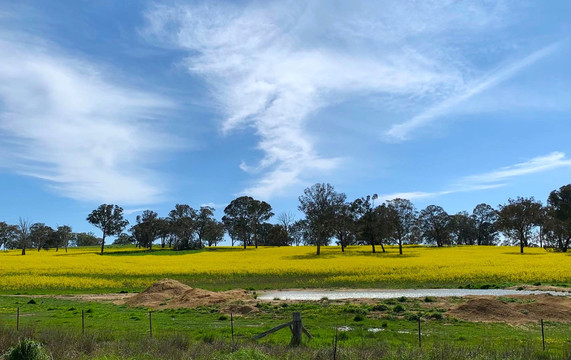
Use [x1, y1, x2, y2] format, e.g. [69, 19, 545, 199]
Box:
[143, 1, 510, 198]
[386, 43, 561, 141]
[0, 34, 177, 205]
[459, 152, 571, 185]
[380, 152, 571, 201]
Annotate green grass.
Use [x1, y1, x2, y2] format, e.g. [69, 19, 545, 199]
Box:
[0, 296, 569, 354]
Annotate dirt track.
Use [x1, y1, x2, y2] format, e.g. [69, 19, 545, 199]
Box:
[6, 280, 570, 323]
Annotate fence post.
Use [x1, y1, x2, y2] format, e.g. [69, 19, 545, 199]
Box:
[333, 327, 338, 360]
[16, 307, 19, 331]
[149, 311, 153, 338]
[541, 319, 545, 351]
[290, 312, 302, 346]
[82, 310, 85, 334]
[418, 316, 421, 348]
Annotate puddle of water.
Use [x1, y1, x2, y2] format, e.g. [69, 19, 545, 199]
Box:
[257, 289, 569, 301]
[336, 326, 352, 332]
[368, 328, 384, 333]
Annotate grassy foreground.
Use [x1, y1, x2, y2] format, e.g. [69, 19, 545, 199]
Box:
[0, 245, 570, 293]
[0, 295, 570, 359]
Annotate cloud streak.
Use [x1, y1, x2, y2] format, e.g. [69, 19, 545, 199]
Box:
[143, 1, 510, 198]
[386, 43, 561, 141]
[0, 34, 177, 205]
[381, 152, 571, 201]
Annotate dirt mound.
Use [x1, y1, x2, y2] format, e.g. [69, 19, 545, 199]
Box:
[222, 304, 260, 315]
[448, 295, 571, 323]
[124, 279, 253, 309]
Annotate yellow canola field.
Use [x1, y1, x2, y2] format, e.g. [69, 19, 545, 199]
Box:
[0, 245, 569, 292]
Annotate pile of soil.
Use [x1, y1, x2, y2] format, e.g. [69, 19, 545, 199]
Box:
[124, 279, 253, 310]
[448, 295, 571, 324]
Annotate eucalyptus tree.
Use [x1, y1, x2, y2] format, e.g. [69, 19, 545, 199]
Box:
[352, 194, 382, 253]
[29, 223, 54, 251]
[0, 222, 18, 251]
[289, 220, 306, 246]
[87, 204, 129, 254]
[223, 196, 273, 249]
[418, 205, 453, 247]
[496, 197, 543, 253]
[545, 184, 571, 252]
[450, 211, 478, 245]
[194, 206, 227, 248]
[55, 225, 73, 252]
[203, 219, 225, 247]
[298, 183, 346, 255]
[168, 204, 198, 250]
[386, 198, 417, 255]
[472, 203, 499, 245]
[134, 210, 160, 250]
[333, 202, 357, 252]
[277, 211, 296, 244]
[17, 218, 31, 255]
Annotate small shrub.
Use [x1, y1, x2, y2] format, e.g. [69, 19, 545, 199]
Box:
[371, 304, 388, 311]
[26, 299, 37, 305]
[429, 312, 443, 320]
[381, 322, 388, 328]
[533, 282, 541, 286]
[397, 296, 407, 302]
[405, 313, 419, 321]
[353, 314, 365, 322]
[393, 304, 405, 313]
[218, 315, 228, 321]
[423, 296, 435, 303]
[4, 338, 50, 360]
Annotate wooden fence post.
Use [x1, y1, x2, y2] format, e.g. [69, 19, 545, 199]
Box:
[418, 316, 421, 348]
[290, 312, 302, 347]
[333, 327, 338, 360]
[16, 307, 19, 331]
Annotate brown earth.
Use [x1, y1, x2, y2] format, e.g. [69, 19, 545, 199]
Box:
[122, 279, 255, 312]
[447, 294, 571, 324]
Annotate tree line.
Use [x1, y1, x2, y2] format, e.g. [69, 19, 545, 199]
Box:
[2, 184, 570, 255]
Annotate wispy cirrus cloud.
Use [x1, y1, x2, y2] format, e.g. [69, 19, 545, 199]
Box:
[386, 43, 561, 141]
[142, 0, 510, 199]
[0, 33, 177, 205]
[380, 152, 571, 201]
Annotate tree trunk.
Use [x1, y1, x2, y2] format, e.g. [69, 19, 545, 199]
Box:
[22, 246, 26, 255]
[379, 240, 385, 253]
[316, 243, 321, 255]
[520, 238, 524, 254]
[371, 240, 376, 253]
[399, 238, 403, 255]
[243, 240, 246, 249]
[100, 233, 106, 254]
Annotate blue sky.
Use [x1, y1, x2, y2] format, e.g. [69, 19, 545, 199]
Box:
[1, 1, 571, 241]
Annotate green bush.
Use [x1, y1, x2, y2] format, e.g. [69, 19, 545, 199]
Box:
[393, 304, 405, 313]
[4, 338, 50, 360]
[371, 304, 388, 311]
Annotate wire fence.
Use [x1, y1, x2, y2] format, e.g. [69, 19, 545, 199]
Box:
[2, 306, 562, 354]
